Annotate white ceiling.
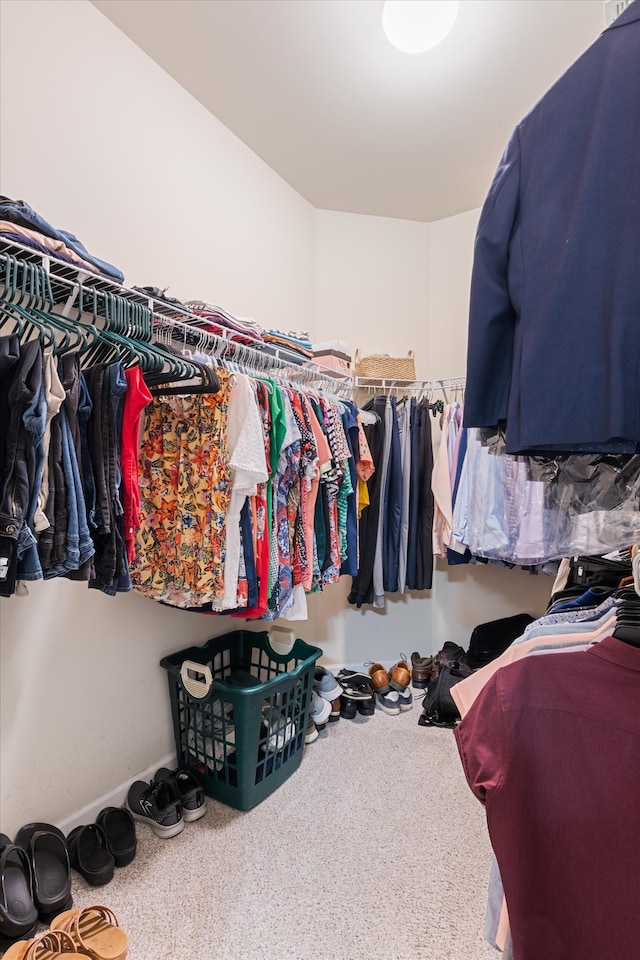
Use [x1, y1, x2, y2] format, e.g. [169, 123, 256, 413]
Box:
[91, 0, 605, 222]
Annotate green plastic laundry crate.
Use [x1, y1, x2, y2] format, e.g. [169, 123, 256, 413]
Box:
[160, 630, 322, 811]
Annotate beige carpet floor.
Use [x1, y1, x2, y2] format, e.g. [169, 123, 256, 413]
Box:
[52, 705, 497, 960]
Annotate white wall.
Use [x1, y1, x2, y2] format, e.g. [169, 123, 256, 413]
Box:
[311, 207, 550, 668]
[0, 0, 316, 836]
[316, 210, 431, 377]
[0, 0, 551, 834]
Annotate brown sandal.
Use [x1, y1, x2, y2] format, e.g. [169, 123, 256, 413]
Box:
[50, 906, 128, 960]
[4, 930, 92, 960]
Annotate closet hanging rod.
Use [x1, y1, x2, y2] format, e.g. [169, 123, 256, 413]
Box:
[0, 237, 353, 391]
[0, 238, 465, 401]
[353, 375, 466, 393]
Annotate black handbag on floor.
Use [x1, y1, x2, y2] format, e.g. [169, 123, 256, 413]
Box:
[418, 664, 470, 728]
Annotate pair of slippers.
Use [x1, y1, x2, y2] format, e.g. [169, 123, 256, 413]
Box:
[0, 823, 72, 945]
[66, 808, 136, 888]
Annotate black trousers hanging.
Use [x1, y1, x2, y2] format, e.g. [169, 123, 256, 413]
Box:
[348, 397, 386, 608]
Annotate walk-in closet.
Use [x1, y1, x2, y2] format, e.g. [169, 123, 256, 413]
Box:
[1, 2, 638, 959]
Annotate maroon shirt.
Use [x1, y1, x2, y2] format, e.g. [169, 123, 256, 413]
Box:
[455, 636, 640, 960]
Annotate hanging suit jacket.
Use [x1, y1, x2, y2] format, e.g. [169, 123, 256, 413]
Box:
[463, 2, 640, 454]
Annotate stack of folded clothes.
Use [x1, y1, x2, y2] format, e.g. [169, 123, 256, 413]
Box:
[263, 329, 314, 363]
[133, 285, 190, 313]
[0, 195, 124, 281]
[185, 300, 266, 346]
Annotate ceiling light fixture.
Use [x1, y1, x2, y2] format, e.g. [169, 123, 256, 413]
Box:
[382, 0, 460, 54]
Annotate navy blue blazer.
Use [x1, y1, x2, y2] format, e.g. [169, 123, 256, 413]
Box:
[464, 3, 640, 454]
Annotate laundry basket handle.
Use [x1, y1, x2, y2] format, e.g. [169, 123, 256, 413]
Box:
[180, 661, 213, 699]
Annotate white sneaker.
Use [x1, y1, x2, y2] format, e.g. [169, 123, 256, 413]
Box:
[310, 690, 331, 726]
[313, 666, 343, 701]
[375, 690, 401, 715]
[305, 716, 319, 744]
[398, 688, 413, 712]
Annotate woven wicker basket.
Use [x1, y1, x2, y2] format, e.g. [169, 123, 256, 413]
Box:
[354, 349, 415, 381]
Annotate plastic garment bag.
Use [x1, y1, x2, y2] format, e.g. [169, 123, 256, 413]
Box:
[455, 430, 640, 564]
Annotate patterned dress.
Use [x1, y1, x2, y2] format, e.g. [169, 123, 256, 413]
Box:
[131, 375, 232, 608]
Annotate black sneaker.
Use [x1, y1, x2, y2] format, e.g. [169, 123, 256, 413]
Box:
[126, 779, 184, 839]
[155, 767, 207, 823]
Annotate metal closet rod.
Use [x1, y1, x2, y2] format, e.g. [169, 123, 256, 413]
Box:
[0, 239, 465, 399]
[354, 376, 466, 396]
[0, 237, 353, 391]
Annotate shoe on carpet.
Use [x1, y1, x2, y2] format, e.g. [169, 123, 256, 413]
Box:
[337, 669, 372, 688]
[155, 767, 206, 823]
[126, 779, 184, 839]
[375, 689, 401, 716]
[367, 662, 391, 695]
[95, 807, 137, 867]
[3, 930, 81, 960]
[66, 824, 114, 888]
[313, 666, 343, 701]
[329, 698, 341, 722]
[389, 658, 412, 693]
[50, 904, 128, 960]
[411, 652, 433, 689]
[305, 715, 319, 744]
[14, 822, 73, 922]
[0, 837, 38, 945]
[398, 688, 414, 711]
[309, 690, 331, 728]
[337, 675, 375, 719]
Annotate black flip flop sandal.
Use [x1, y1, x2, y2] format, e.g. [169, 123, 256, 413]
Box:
[14, 822, 72, 923]
[0, 842, 38, 944]
[96, 807, 137, 867]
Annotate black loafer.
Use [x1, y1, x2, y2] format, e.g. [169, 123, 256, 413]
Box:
[14, 822, 72, 922]
[0, 841, 38, 943]
[96, 807, 137, 868]
[66, 824, 115, 887]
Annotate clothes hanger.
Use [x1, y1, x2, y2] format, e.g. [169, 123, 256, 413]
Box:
[0, 255, 27, 338]
[4, 260, 55, 348]
[612, 585, 640, 647]
[27, 263, 91, 355]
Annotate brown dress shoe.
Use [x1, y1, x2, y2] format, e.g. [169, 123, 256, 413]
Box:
[368, 662, 391, 695]
[389, 659, 412, 692]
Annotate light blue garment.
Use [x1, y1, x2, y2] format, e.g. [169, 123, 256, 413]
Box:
[522, 594, 618, 635]
[521, 604, 618, 642]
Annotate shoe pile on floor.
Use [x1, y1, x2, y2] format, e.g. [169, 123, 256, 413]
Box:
[0, 824, 129, 956]
[306, 657, 434, 741]
[0, 765, 204, 951]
